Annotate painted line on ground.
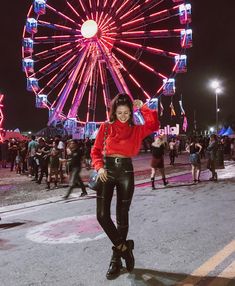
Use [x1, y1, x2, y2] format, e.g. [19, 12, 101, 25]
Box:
[179, 240, 235, 285]
[207, 260, 235, 286]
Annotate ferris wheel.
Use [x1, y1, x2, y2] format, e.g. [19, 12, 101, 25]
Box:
[22, 0, 192, 127]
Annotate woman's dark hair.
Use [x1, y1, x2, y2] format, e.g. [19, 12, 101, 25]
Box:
[190, 136, 196, 144]
[109, 93, 134, 125]
[210, 134, 217, 141]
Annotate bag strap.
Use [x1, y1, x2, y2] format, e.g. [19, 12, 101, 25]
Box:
[103, 121, 109, 160]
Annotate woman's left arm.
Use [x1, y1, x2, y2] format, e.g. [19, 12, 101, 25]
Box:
[139, 105, 160, 138]
[196, 143, 202, 153]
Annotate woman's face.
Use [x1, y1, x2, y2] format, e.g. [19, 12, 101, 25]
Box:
[115, 105, 131, 123]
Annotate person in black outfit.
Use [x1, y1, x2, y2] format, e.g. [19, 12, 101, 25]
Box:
[84, 137, 92, 170]
[150, 136, 168, 189]
[206, 134, 218, 181]
[168, 138, 177, 165]
[36, 138, 50, 185]
[8, 138, 18, 171]
[63, 140, 87, 199]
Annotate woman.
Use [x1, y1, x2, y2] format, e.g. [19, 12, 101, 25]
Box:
[168, 138, 177, 165]
[91, 93, 159, 280]
[150, 136, 168, 189]
[186, 137, 202, 183]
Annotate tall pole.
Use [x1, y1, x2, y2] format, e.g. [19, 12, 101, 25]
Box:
[210, 80, 221, 134]
[216, 90, 218, 134]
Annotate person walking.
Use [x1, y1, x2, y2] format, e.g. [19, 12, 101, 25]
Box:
[186, 137, 202, 183]
[91, 93, 159, 279]
[150, 136, 168, 189]
[63, 140, 87, 199]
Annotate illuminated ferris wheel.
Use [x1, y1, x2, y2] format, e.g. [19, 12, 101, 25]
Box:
[22, 0, 192, 127]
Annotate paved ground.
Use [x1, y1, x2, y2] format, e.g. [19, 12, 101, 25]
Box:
[1, 153, 235, 286]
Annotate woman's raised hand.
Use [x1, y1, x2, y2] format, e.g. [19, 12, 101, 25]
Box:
[133, 99, 143, 109]
[98, 168, 108, 182]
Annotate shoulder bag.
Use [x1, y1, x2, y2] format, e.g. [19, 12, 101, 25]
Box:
[88, 122, 109, 191]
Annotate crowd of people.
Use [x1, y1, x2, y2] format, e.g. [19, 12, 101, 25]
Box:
[150, 133, 234, 188]
[0, 132, 234, 191]
[0, 135, 93, 198]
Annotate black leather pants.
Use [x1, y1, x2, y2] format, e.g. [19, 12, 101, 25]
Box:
[96, 157, 134, 246]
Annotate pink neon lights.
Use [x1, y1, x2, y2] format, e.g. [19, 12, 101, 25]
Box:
[0, 93, 4, 142]
[66, 1, 84, 22]
[46, 4, 79, 27]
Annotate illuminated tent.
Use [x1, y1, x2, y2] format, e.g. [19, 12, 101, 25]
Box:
[222, 126, 234, 136]
[218, 127, 227, 136]
[36, 126, 68, 138]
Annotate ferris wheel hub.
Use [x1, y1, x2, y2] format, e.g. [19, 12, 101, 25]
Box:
[81, 20, 98, 39]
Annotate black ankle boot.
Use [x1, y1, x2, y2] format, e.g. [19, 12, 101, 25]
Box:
[162, 177, 169, 186]
[113, 240, 135, 272]
[214, 172, 218, 181]
[106, 249, 122, 280]
[46, 182, 50, 190]
[151, 177, 156, 190]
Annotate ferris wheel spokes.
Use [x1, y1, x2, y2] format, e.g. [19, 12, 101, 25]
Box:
[33, 46, 81, 81]
[112, 29, 185, 40]
[68, 50, 98, 118]
[113, 54, 151, 100]
[86, 60, 99, 122]
[38, 20, 81, 34]
[66, 1, 86, 23]
[77, 0, 92, 20]
[119, 0, 165, 23]
[46, 3, 81, 28]
[98, 60, 111, 120]
[37, 53, 77, 98]
[32, 41, 81, 62]
[98, 41, 132, 98]
[48, 45, 90, 125]
[107, 42, 168, 79]
[120, 5, 181, 32]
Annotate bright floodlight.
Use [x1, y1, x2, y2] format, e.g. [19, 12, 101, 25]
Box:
[211, 80, 219, 90]
[215, 87, 222, 94]
[81, 20, 98, 39]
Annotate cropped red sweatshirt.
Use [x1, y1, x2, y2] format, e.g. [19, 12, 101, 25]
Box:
[91, 105, 159, 171]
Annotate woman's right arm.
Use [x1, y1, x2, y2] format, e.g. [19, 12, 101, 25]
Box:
[90, 123, 106, 171]
[90, 123, 109, 182]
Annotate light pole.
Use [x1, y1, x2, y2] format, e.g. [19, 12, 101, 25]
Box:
[210, 80, 222, 134]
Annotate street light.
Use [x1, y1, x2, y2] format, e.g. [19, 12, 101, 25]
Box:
[210, 80, 222, 134]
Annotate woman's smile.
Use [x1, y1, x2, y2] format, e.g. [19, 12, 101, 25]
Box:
[116, 105, 131, 123]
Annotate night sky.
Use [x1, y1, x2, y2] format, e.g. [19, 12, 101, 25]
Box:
[0, 0, 235, 132]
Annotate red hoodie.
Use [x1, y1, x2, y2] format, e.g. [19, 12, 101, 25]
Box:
[91, 105, 159, 170]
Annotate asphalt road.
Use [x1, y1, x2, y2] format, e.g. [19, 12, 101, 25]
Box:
[0, 160, 235, 286]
